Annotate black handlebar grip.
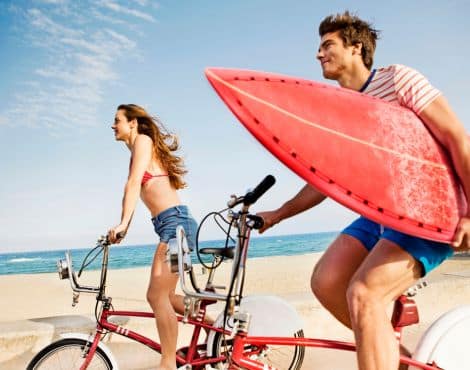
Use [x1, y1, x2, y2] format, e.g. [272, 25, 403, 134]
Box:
[244, 175, 276, 206]
[247, 214, 265, 229]
[116, 231, 126, 240]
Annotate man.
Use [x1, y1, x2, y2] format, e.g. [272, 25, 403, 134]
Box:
[258, 11, 470, 370]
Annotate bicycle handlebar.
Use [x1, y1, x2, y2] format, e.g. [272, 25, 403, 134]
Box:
[243, 175, 276, 206]
[227, 175, 276, 208]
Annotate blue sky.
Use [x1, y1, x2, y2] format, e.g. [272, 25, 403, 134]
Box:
[1, 0, 469, 252]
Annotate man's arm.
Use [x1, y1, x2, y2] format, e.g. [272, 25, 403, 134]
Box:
[419, 95, 470, 249]
[257, 184, 326, 233]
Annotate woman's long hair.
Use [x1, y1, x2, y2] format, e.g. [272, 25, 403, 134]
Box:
[117, 104, 187, 189]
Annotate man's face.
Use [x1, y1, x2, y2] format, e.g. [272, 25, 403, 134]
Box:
[316, 31, 356, 80]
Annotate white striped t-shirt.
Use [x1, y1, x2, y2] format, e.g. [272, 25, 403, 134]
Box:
[361, 64, 441, 115]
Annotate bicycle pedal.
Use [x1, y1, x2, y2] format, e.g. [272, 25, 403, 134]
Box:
[177, 365, 192, 370]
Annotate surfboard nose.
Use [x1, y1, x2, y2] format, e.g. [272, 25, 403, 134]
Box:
[204, 67, 230, 82]
[204, 67, 239, 108]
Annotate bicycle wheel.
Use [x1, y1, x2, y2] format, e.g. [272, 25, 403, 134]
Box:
[27, 338, 113, 370]
[212, 329, 305, 370]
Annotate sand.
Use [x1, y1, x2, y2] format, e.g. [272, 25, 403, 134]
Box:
[1, 252, 470, 369]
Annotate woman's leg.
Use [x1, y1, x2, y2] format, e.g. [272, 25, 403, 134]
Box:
[147, 242, 179, 370]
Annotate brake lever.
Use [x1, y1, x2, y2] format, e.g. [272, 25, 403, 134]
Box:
[72, 292, 80, 307]
[227, 194, 244, 208]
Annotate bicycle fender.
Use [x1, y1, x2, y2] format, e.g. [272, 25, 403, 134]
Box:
[206, 295, 304, 356]
[60, 332, 120, 369]
[411, 305, 470, 370]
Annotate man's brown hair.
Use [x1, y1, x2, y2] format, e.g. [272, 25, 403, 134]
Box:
[319, 11, 380, 70]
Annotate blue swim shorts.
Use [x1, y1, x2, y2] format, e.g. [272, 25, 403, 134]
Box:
[151, 205, 198, 250]
[342, 216, 453, 276]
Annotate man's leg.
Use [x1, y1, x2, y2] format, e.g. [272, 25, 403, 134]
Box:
[311, 233, 369, 327]
[347, 239, 422, 370]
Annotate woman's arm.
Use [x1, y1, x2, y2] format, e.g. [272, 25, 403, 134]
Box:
[108, 134, 153, 243]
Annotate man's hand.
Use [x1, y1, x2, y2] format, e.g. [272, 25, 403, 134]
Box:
[256, 211, 282, 234]
[451, 217, 470, 250]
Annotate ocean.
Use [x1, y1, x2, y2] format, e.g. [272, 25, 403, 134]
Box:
[0, 232, 338, 276]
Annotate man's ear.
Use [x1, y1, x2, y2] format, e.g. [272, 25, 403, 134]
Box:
[352, 42, 363, 55]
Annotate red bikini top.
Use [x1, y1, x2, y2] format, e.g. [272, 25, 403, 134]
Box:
[141, 171, 168, 185]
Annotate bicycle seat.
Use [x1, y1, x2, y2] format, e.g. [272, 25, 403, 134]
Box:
[199, 247, 235, 259]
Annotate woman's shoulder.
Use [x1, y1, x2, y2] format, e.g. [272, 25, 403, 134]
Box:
[131, 134, 154, 159]
[134, 134, 153, 147]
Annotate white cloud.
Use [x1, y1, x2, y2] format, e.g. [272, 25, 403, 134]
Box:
[131, 0, 148, 6]
[105, 28, 136, 49]
[99, 0, 156, 22]
[3, 1, 157, 132]
[36, 0, 68, 4]
[27, 8, 82, 38]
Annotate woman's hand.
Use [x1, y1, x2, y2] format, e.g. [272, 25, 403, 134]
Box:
[107, 224, 127, 244]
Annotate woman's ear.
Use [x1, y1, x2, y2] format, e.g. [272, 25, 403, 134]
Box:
[130, 118, 138, 129]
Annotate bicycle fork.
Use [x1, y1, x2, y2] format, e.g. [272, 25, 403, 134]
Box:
[78, 329, 105, 370]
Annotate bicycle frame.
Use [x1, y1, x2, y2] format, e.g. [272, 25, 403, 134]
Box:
[78, 300, 229, 369]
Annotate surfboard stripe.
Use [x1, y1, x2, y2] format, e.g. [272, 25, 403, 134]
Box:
[206, 69, 447, 171]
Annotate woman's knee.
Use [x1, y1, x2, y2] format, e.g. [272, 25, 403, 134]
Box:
[146, 284, 168, 309]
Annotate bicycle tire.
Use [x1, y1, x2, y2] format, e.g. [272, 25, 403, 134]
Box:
[212, 329, 305, 370]
[27, 338, 113, 370]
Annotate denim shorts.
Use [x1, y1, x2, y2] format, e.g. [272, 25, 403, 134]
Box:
[342, 216, 453, 276]
[151, 205, 198, 250]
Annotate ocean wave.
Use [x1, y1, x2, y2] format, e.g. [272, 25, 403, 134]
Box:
[8, 258, 42, 263]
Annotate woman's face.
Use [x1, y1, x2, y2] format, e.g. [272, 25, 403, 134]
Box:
[112, 109, 133, 141]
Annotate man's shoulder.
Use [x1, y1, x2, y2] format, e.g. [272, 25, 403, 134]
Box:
[375, 64, 411, 75]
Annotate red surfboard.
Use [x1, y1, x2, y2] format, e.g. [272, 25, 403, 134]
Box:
[205, 67, 467, 243]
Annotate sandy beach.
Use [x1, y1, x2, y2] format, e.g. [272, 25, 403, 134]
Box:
[1, 252, 470, 369]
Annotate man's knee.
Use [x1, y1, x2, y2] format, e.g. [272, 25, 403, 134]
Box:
[311, 264, 342, 303]
[346, 279, 376, 316]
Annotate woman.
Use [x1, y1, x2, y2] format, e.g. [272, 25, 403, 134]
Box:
[108, 104, 198, 370]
